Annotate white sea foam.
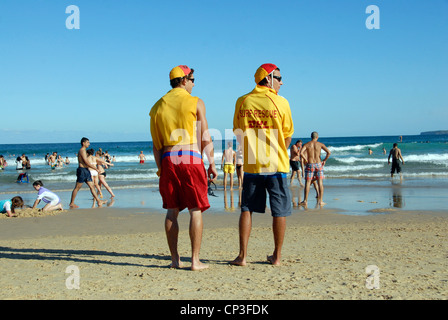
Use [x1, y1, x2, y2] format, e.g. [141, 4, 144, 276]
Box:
[325, 164, 384, 172]
[328, 143, 382, 153]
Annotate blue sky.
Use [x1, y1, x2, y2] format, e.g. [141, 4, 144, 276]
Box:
[1, 0, 447, 144]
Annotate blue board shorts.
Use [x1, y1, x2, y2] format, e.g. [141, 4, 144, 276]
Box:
[76, 167, 92, 183]
[241, 173, 291, 217]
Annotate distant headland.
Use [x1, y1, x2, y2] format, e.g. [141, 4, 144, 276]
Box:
[421, 130, 448, 135]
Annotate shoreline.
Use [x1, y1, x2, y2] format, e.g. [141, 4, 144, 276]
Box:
[2, 176, 447, 217]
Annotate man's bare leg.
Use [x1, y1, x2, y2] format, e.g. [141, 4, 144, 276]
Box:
[189, 209, 208, 271]
[267, 216, 286, 266]
[165, 208, 183, 269]
[300, 180, 311, 206]
[317, 179, 326, 206]
[223, 172, 228, 190]
[230, 210, 252, 266]
[69, 182, 83, 208]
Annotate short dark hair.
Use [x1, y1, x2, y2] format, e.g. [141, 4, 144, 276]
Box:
[33, 180, 44, 187]
[257, 67, 280, 86]
[170, 68, 195, 88]
[81, 137, 89, 145]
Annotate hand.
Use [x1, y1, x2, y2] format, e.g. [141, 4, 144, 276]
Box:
[208, 164, 218, 182]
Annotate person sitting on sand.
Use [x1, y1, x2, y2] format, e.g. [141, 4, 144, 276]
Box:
[300, 131, 331, 207]
[32, 180, 63, 212]
[0, 196, 24, 217]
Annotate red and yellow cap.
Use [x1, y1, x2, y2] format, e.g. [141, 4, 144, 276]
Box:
[169, 65, 191, 80]
[254, 63, 278, 84]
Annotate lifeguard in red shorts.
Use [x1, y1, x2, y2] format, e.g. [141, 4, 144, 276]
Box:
[149, 65, 217, 271]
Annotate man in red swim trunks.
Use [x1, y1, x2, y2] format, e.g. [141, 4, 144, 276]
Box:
[300, 131, 331, 207]
[138, 151, 146, 164]
[149, 65, 217, 271]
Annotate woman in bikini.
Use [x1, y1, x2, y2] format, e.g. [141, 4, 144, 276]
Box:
[96, 150, 115, 198]
[86, 149, 103, 200]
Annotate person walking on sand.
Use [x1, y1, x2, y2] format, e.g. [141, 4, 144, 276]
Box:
[300, 131, 331, 207]
[138, 151, 146, 164]
[290, 140, 304, 187]
[149, 65, 217, 271]
[231, 63, 294, 266]
[96, 150, 115, 198]
[87, 149, 103, 200]
[388, 143, 404, 178]
[69, 137, 107, 209]
[221, 142, 236, 190]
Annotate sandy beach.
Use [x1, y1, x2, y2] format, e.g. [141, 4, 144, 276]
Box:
[0, 183, 447, 301]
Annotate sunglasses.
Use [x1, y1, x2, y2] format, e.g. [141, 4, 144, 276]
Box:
[272, 75, 282, 82]
[188, 78, 195, 83]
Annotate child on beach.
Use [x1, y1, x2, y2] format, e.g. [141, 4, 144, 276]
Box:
[0, 196, 24, 217]
[32, 180, 63, 212]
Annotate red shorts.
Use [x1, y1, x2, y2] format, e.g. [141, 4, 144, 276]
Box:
[159, 151, 210, 212]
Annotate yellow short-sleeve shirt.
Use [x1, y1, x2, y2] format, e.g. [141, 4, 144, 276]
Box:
[150, 88, 199, 151]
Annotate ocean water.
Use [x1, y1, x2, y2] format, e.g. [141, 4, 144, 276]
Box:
[1, 134, 447, 194]
[1, 134, 447, 214]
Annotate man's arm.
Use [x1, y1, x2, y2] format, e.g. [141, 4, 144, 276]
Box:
[398, 149, 405, 164]
[197, 98, 217, 180]
[300, 144, 308, 164]
[153, 147, 162, 176]
[321, 144, 331, 166]
[285, 137, 292, 150]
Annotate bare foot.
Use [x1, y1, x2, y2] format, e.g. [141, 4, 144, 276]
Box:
[267, 255, 281, 266]
[168, 261, 184, 269]
[299, 201, 307, 207]
[191, 261, 209, 271]
[97, 200, 107, 207]
[69, 204, 79, 209]
[229, 256, 246, 266]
